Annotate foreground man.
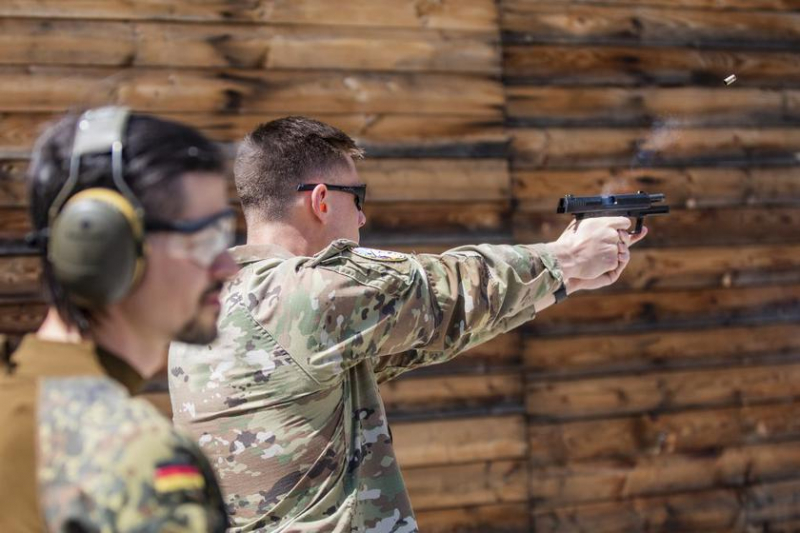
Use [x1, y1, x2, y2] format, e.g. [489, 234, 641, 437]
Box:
[0, 108, 238, 531]
[169, 116, 647, 532]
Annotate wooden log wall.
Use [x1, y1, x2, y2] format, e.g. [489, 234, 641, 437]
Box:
[504, 0, 800, 531]
[1, 1, 799, 531]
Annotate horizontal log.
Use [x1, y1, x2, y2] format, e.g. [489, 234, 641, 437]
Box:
[534, 478, 800, 531]
[506, 87, 799, 127]
[514, 208, 800, 248]
[532, 491, 739, 532]
[0, 113, 508, 159]
[502, 3, 800, 49]
[511, 127, 800, 169]
[0, 301, 45, 334]
[361, 159, 510, 202]
[380, 372, 522, 415]
[0, 208, 31, 240]
[531, 441, 800, 509]
[527, 361, 800, 420]
[3, 161, 510, 207]
[0, 255, 39, 296]
[504, 44, 800, 87]
[505, 0, 800, 12]
[253, 159, 509, 204]
[392, 415, 527, 467]
[0, 67, 504, 116]
[525, 323, 800, 375]
[404, 460, 527, 511]
[1, 157, 511, 207]
[747, 478, 800, 524]
[528, 401, 800, 465]
[513, 167, 800, 210]
[0, 0, 499, 30]
[609, 244, 800, 291]
[415, 504, 529, 533]
[1, 199, 511, 240]
[531, 284, 800, 335]
[365, 201, 511, 233]
[0, 19, 499, 74]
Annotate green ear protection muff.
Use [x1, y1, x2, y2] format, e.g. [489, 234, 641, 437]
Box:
[46, 106, 146, 308]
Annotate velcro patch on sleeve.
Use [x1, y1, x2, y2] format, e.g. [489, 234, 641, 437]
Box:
[154, 463, 205, 493]
[351, 247, 407, 262]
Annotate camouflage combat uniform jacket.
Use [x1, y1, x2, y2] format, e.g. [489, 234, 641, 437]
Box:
[169, 239, 563, 532]
[0, 335, 228, 532]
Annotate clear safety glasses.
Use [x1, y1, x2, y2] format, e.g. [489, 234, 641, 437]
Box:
[145, 208, 236, 267]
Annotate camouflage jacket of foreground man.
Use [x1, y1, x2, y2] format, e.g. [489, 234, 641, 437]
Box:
[169, 239, 564, 532]
[0, 336, 228, 532]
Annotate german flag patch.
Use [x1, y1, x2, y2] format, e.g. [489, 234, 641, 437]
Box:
[154, 462, 205, 493]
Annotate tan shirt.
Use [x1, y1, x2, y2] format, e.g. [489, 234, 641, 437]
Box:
[0, 334, 228, 532]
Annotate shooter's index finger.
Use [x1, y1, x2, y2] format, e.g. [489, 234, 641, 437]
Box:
[629, 225, 649, 246]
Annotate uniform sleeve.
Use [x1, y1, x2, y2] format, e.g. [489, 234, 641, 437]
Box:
[46, 431, 228, 533]
[38, 380, 228, 532]
[113, 433, 229, 533]
[249, 240, 562, 384]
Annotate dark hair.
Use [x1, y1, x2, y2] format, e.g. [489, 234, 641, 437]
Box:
[28, 111, 226, 330]
[234, 116, 363, 221]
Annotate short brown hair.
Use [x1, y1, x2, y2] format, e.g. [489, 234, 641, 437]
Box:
[234, 116, 363, 221]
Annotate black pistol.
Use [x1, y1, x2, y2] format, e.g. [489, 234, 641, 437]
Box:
[556, 192, 670, 235]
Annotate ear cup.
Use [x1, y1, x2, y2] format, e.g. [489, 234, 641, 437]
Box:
[48, 189, 145, 308]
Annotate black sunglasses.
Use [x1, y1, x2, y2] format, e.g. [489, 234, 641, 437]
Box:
[296, 183, 366, 211]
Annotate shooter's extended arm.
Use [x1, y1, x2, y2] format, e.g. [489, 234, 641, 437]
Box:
[556, 192, 670, 234]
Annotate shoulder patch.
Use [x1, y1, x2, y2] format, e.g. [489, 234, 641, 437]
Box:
[351, 247, 408, 262]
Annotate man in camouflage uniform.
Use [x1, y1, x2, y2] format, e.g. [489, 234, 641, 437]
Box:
[0, 109, 238, 531]
[169, 116, 647, 532]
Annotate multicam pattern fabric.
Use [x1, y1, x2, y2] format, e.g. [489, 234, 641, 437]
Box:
[38, 376, 228, 532]
[169, 239, 562, 532]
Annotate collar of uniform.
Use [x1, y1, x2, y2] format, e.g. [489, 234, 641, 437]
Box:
[230, 243, 296, 265]
[230, 240, 359, 265]
[95, 344, 145, 394]
[10, 334, 144, 394]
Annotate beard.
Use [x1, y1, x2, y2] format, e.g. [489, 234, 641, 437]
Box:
[175, 316, 218, 345]
[175, 282, 223, 345]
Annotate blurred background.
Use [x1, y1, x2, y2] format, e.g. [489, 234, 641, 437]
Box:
[1, 1, 800, 531]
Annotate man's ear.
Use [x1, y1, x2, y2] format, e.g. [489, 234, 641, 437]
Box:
[309, 184, 329, 223]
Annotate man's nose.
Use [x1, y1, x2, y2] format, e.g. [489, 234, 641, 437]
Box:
[358, 210, 367, 228]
